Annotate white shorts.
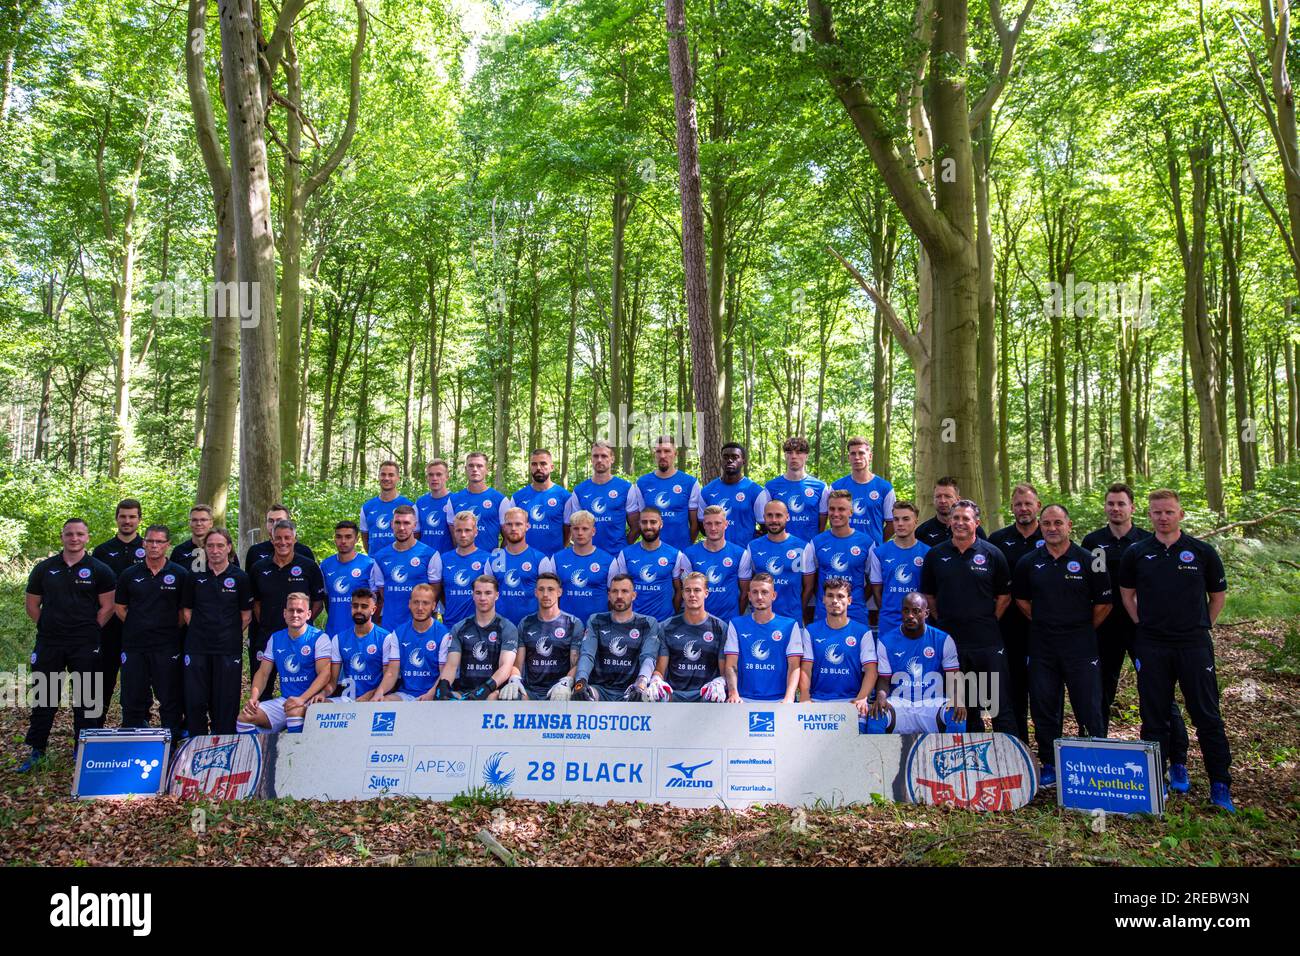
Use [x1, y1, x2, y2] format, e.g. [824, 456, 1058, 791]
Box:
[887, 697, 949, 735]
[392, 691, 422, 701]
[236, 697, 304, 734]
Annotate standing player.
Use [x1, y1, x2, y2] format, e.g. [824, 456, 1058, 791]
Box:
[328, 588, 398, 701]
[446, 452, 508, 552]
[609, 507, 691, 622]
[801, 578, 877, 704]
[438, 512, 495, 629]
[804, 489, 873, 625]
[437, 576, 519, 700]
[490, 507, 546, 625]
[238, 594, 332, 733]
[867, 593, 965, 734]
[244, 504, 317, 569]
[1082, 482, 1189, 770]
[360, 461, 416, 555]
[92, 497, 145, 710]
[571, 575, 661, 701]
[565, 440, 633, 555]
[824, 438, 895, 546]
[919, 499, 1016, 733]
[739, 500, 813, 623]
[320, 521, 377, 639]
[542, 510, 615, 626]
[989, 482, 1044, 744]
[684, 505, 746, 623]
[249, 519, 326, 682]
[763, 436, 826, 544]
[501, 573, 584, 701]
[698, 441, 768, 546]
[18, 519, 116, 772]
[378, 584, 451, 702]
[369, 505, 441, 630]
[626, 435, 702, 549]
[1013, 504, 1110, 786]
[506, 449, 569, 555]
[1119, 490, 1235, 812]
[651, 572, 728, 702]
[181, 528, 252, 736]
[869, 500, 930, 637]
[114, 524, 187, 741]
[915, 477, 988, 546]
[415, 459, 455, 553]
[723, 574, 804, 703]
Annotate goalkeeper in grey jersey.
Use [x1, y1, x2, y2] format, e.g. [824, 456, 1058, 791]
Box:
[572, 574, 661, 701]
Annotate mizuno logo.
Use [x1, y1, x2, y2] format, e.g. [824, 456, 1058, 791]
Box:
[668, 760, 712, 779]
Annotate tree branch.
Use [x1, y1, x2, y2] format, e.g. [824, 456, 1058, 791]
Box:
[968, 0, 1036, 132]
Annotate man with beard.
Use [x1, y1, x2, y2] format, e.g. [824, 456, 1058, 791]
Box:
[506, 448, 569, 555]
[626, 435, 702, 549]
[989, 482, 1045, 743]
[498, 572, 584, 701]
[565, 441, 633, 555]
[801, 577, 876, 706]
[437, 575, 519, 701]
[327, 588, 398, 702]
[609, 507, 691, 622]
[697, 441, 768, 546]
[739, 499, 814, 623]
[867, 592, 965, 734]
[369, 506, 441, 630]
[649, 572, 728, 702]
[915, 477, 989, 547]
[490, 507, 546, 625]
[378, 584, 451, 702]
[571, 575, 661, 701]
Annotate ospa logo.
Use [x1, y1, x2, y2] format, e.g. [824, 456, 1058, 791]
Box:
[905, 734, 1036, 812]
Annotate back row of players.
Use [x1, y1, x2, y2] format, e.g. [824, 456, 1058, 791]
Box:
[21, 435, 1236, 811]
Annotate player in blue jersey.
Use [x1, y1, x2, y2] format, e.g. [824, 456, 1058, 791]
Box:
[327, 588, 399, 701]
[650, 571, 728, 702]
[437, 575, 519, 700]
[626, 435, 702, 549]
[698, 441, 768, 546]
[490, 507, 546, 624]
[763, 436, 826, 543]
[869, 500, 929, 636]
[377, 584, 451, 701]
[319, 521, 377, 639]
[868, 592, 965, 734]
[368, 506, 441, 630]
[683, 505, 745, 623]
[564, 440, 633, 554]
[499, 572, 585, 700]
[801, 578, 877, 702]
[541, 510, 614, 625]
[804, 489, 874, 624]
[823, 436, 895, 547]
[445, 451, 508, 552]
[506, 448, 569, 555]
[609, 506, 691, 621]
[572, 574, 662, 701]
[415, 459, 454, 552]
[360, 460, 416, 555]
[237, 593, 333, 733]
[723, 574, 804, 702]
[439, 512, 495, 628]
[739, 499, 814, 622]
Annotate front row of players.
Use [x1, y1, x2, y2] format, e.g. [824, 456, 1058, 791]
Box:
[237, 570, 964, 737]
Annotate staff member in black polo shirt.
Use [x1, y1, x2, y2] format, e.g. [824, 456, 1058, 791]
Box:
[244, 503, 317, 569]
[170, 504, 239, 572]
[1013, 504, 1110, 787]
[919, 498, 1015, 733]
[19, 518, 117, 773]
[181, 527, 252, 734]
[990, 482, 1044, 744]
[915, 476, 989, 547]
[91, 497, 145, 711]
[1119, 488, 1234, 813]
[1082, 482, 1190, 780]
[114, 524, 187, 741]
[249, 518, 325, 689]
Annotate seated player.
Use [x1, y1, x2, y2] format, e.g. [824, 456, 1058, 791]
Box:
[436, 575, 519, 700]
[377, 583, 450, 701]
[237, 592, 332, 733]
[864, 591, 965, 734]
[801, 577, 877, 704]
[328, 588, 399, 702]
[500, 572, 584, 701]
[650, 571, 727, 702]
[571, 574, 662, 701]
[723, 573, 804, 703]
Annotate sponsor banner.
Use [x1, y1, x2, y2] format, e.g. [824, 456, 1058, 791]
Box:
[905, 733, 1038, 811]
[168, 734, 264, 800]
[73, 729, 171, 800]
[1055, 737, 1164, 816]
[270, 702, 909, 808]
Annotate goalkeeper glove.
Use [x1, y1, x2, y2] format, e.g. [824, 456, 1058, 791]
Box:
[547, 676, 573, 701]
[497, 675, 524, 700]
[700, 676, 727, 702]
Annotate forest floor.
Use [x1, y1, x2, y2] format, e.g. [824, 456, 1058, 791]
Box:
[0, 548, 1296, 867]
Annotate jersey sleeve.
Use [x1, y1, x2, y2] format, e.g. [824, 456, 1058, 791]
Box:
[489, 548, 506, 575]
[538, 555, 555, 575]
[382, 631, 401, 662]
[673, 552, 691, 578]
[313, 633, 334, 659]
[625, 484, 645, 513]
[93, 560, 116, 594]
[801, 542, 817, 572]
[786, 623, 805, 658]
[445, 621, 466, 655]
[941, 634, 960, 670]
[26, 561, 44, 597]
[609, 552, 627, 577]
[753, 489, 770, 524]
[329, 636, 342, 664]
[181, 574, 196, 609]
[575, 624, 598, 682]
[1118, 547, 1138, 590]
[637, 620, 661, 669]
[687, 482, 703, 514]
[1011, 555, 1032, 602]
[499, 619, 520, 653]
[443, 500, 456, 523]
[920, 552, 937, 595]
[992, 548, 1011, 595]
[438, 627, 452, 665]
[1088, 560, 1112, 605]
[498, 496, 511, 525]
[818, 486, 830, 515]
[867, 546, 883, 585]
[873, 634, 892, 676]
[562, 492, 580, 524]
[724, 621, 739, 656]
[114, 574, 131, 607]
[882, 488, 896, 521]
[236, 573, 254, 611]
[1204, 544, 1228, 594]
[369, 562, 385, 590]
[358, 506, 370, 532]
[427, 551, 443, 583]
[310, 563, 327, 603]
[738, 548, 754, 579]
[858, 627, 876, 666]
